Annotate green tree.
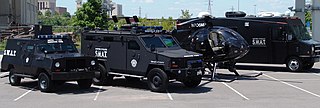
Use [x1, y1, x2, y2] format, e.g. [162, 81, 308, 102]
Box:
[38, 11, 43, 16]
[62, 12, 71, 18]
[73, 0, 109, 29]
[180, 10, 193, 19]
[45, 10, 51, 17]
[306, 11, 312, 29]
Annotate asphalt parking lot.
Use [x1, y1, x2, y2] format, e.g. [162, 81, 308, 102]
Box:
[1, 55, 320, 108]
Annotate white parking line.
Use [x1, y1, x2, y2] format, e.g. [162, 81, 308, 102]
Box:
[14, 87, 36, 101]
[313, 73, 320, 77]
[93, 86, 103, 101]
[222, 82, 250, 100]
[0, 72, 8, 77]
[166, 90, 173, 100]
[264, 74, 320, 98]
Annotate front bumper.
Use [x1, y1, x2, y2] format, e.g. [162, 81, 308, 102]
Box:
[300, 56, 320, 63]
[170, 68, 203, 79]
[51, 71, 95, 81]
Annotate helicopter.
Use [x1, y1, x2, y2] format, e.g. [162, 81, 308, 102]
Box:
[172, 13, 250, 77]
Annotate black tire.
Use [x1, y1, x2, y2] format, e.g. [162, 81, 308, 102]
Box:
[286, 57, 303, 72]
[93, 64, 113, 85]
[303, 62, 314, 70]
[9, 70, 21, 86]
[125, 76, 140, 82]
[77, 79, 92, 89]
[183, 76, 202, 88]
[38, 73, 55, 92]
[147, 68, 169, 92]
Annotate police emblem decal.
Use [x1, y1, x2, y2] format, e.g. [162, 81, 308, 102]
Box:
[131, 59, 138, 68]
[26, 57, 30, 63]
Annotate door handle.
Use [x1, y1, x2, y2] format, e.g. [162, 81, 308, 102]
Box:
[137, 54, 140, 60]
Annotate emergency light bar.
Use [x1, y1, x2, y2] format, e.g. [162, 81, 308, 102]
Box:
[37, 35, 69, 39]
[136, 26, 164, 34]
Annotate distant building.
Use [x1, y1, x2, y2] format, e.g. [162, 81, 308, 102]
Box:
[0, 0, 38, 27]
[38, 0, 56, 14]
[76, 0, 83, 10]
[55, 7, 67, 15]
[111, 3, 123, 17]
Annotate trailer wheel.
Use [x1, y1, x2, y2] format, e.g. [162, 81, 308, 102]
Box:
[286, 57, 303, 72]
[38, 73, 55, 92]
[147, 68, 169, 92]
[303, 62, 314, 70]
[9, 69, 21, 86]
[183, 76, 202, 88]
[93, 64, 113, 85]
[77, 79, 92, 89]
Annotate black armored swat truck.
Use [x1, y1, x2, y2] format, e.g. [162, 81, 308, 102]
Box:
[211, 16, 320, 71]
[1, 26, 98, 92]
[81, 26, 204, 92]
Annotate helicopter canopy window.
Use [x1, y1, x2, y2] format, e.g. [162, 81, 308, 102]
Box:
[142, 37, 166, 48]
[38, 44, 77, 53]
[289, 25, 311, 40]
[161, 36, 179, 48]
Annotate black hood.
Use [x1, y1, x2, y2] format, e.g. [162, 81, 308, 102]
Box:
[157, 49, 203, 58]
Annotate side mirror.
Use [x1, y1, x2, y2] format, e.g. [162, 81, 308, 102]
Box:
[150, 45, 156, 52]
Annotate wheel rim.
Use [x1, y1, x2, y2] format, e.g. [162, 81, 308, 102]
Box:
[40, 77, 48, 90]
[289, 59, 299, 71]
[10, 74, 15, 83]
[152, 75, 162, 87]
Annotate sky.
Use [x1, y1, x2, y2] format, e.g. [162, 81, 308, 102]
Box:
[57, 0, 306, 18]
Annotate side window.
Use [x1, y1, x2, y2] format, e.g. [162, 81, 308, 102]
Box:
[128, 40, 140, 50]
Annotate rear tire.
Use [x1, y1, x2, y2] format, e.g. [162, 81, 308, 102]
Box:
[147, 68, 169, 92]
[77, 79, 92, 89]
[9, 70, 21, 86]
[93, 64, 113, 85]
[183, 76, 202, 88]
[38, 73, 55, 92]
[286, 57, 303, 72]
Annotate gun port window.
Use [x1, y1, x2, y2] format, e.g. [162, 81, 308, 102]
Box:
[128, 40, 140, 50]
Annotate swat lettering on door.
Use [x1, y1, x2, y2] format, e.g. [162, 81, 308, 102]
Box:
[95, 48, 108, 58]
[3, 50, 17, 57]
[252, 38, 266, 47]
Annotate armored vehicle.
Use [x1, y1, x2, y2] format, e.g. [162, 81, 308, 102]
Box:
[211, 16, 320, 71]
[1, 32, 98, 92]
[81, 26, 204, 92]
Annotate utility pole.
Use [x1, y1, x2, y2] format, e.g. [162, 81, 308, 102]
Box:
[312, 0, 320, 41]
[238, 0, 240, 11]
[139, 6, 141, 18]
[208, 0, 213, 15]
[254, 5, 257, 16]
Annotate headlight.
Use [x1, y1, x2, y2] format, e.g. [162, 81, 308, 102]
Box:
[91, 60, 96, 66]
[55, 62, 60, 68]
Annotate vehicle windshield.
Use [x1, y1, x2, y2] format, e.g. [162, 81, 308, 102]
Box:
[289, 25, 312, 40]
[38, 44, 77, 54]
[142, 36, 179, 48]
[160, 36, 179, 48]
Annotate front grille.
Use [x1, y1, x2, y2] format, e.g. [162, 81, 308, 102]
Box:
[315, 45, 320, 56]
[66, 59, 86, 71]
[187, 60, 203, 68]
